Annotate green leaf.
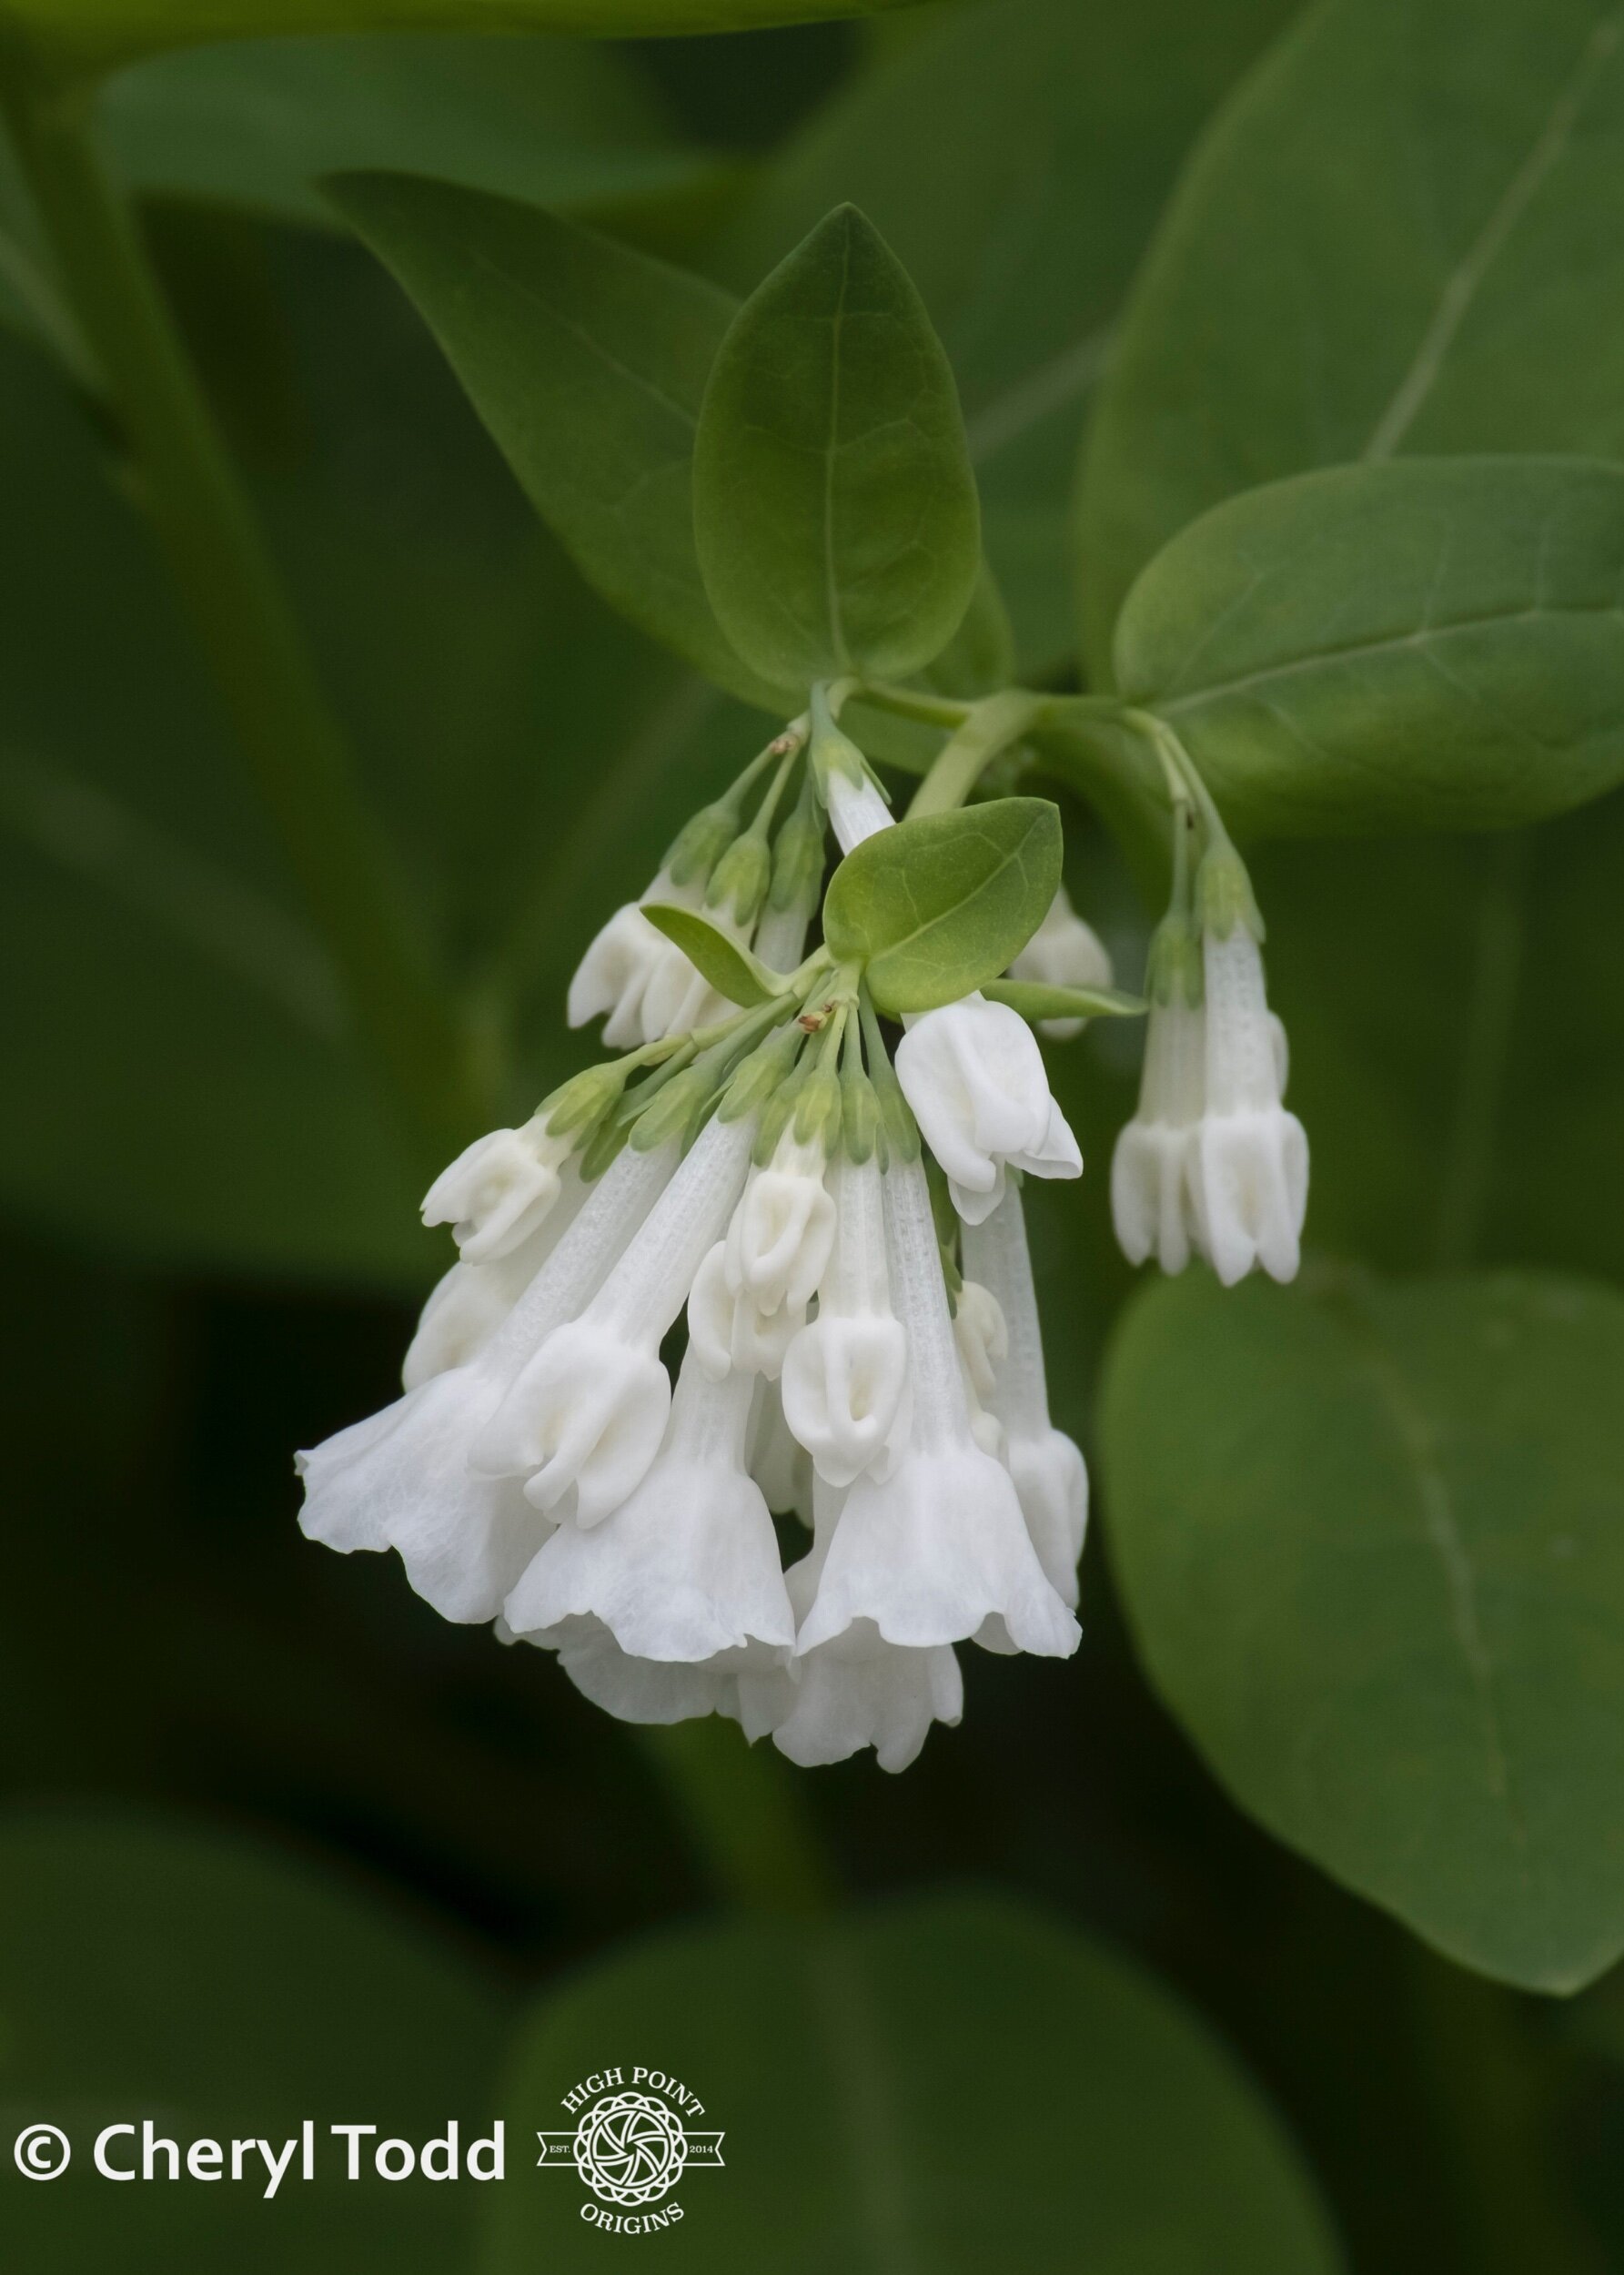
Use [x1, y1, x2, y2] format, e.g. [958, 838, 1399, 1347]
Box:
[1249, 792, 1624, 1279]
[640, 901, 784, 1006]
[0, 1809, 501, 2264]
[0, 264, 765, 1284]
[1115, 457, 1624, 836]
[823, 798, 1062, 1015]
[1100, 1267, 1624, 1992]
[480, 1895, 1342, 2271]
[328, 173, 792, 713]
[1079, 0, 1624, 675]
[692, 204, 981, 689]
[9, 0, 922, 81]
[97, 33, 711, 234]
[983, 978, 1146, 1023]
[714, 0, 1293, 675]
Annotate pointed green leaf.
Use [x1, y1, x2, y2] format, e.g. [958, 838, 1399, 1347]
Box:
[823, 798, 1061, 1014]
[1101, 1267, 1624, 1992]
[1115, 457, 1624, 835]
[640, 901, 785, 1007]
[983, 978, 1146, 1023]
[693, 204, 981, 689]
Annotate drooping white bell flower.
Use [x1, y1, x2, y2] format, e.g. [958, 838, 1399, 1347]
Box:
[688, 1239, 802, 1380]
[501, 1613, 743, 1727]
[951, 1278, 1007, 1457]
[724, 1127, 836, 1317]
[420, 1113, 576, 1263]
[781, 1152, 909, 1487]
[894, 993, 1081, 1226]
[567, 869, 738, 1048]
[403, 1163, 591, 1390]
[1187, 923, 1307, 1287]
[770, 1480, 963, 1773]
[472, 1112, 755, 1522]
[503, 1347, 795, 1665]
[796, 1153, 1079, 1660]
[1006, 884, 1115, 1038]
[962, 1184, 1087, 1607]
[297, 1140, 678, 1621]
[1110, 992, 1207, 1276]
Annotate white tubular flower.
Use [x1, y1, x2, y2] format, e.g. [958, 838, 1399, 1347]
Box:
[420, 1114, 575, 1263]
[747, 1378, 813, 1520]
[796, 1154, 1079, 1660]
[503, 1348, 794, 1664]
[1110, 994, 1206, 1276]
[567, 870, 737, 1048]
[1188, 925, 1308, 1287]
[473, 1113, 755, 1522]
[781, 1153, 909, 1488]
[297, 1141, 678, 1622]
[895, 993, 1081, 1226]
[952, 1278, 1008, 1458]
[825, 768, 893, 852]
[403, 1164, 590, 1390]
[772, 1486, 963, 1773]
[962, 1184, 1087, 1608]
[688, 1240, 802, 1380]
[724, 1128, 835, 1317]
[1007, 884, 1114, 1038]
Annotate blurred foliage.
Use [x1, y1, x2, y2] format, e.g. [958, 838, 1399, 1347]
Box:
[2, 4, 1624, 2270]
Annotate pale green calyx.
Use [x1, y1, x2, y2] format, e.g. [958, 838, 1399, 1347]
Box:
[706, 831, 773, 927]
[1145, 911, 1204, 1009]
[1195, 843, 1264, 945]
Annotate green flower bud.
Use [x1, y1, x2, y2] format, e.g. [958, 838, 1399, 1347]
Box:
[769, 802, 827, 914]
[630, 1067, 711, 1152]
[1195, 844, 1264, 944]
[538, 1060, 627, 1139]
[719, 1019, 802, 1125]
[793, 1067, 842, 1152]
[663, 800, 739, 891]
[707, 833, 772, 927]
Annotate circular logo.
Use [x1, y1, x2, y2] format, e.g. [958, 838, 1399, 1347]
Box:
[14, 2125, 71, 2180]
[573, 2092, 688, 2207]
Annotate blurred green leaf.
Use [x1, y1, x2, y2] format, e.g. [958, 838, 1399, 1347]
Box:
[693, 204, 981, 689]
[1079, 0, 1624, 675]
[330, 174, 792, 712]
[480, 1894, 1343, 2270]
[1253, 793, 1624, 1278]
[1115, 458, 1624, 836]
[0, 1809, 501, 2268]
[824, 798, 1060, 1013]
[1101, 1267, 1624, 1992]
[96, 33, 713, 232]
[713, 0, 1293, 675]
[3, 0, 919, 80]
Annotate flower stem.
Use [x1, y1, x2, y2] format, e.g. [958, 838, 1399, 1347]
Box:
[636, 1720, 837, 1915]
[905, 690, 1046, 818]
[0, 55, 481, 1166]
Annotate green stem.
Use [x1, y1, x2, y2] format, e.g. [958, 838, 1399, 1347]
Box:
[906, 689, 1046, 818]
[0, 55, 480, 1166]
[636, 1720, 837, 1915]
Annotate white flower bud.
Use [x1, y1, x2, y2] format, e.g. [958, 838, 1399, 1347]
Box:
[894, 993, 1080, 1225]
[1007, 885, 1114, 1037]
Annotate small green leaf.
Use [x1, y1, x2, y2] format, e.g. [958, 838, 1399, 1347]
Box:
[482, 1894, 1342, 2272]
[640, 901, 785, 1007]
[692, 204, 981, 689]
[823, 798, 1061, 1014]
[1115, 457, 1624, 836]
[984, 978, 1146, 1022]
[1101, 1266, 1624, 1992]
[328, 173, 792, 711]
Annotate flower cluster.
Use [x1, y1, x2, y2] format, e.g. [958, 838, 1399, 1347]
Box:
[298, 699, 1306, 1772]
